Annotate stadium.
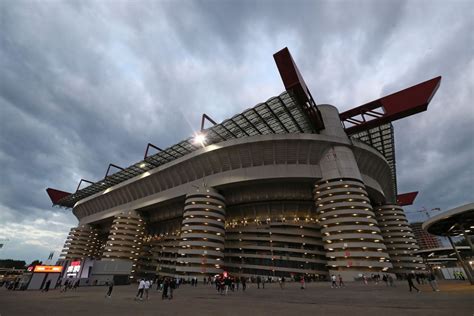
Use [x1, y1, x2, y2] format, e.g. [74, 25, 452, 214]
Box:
[47, 48, 441, 282]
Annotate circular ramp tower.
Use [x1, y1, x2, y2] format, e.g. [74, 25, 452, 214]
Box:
[177, 186, 226, 276]
[375, 204, 425, 273]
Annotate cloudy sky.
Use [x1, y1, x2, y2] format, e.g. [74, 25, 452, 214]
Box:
[1, 0, 473, 263]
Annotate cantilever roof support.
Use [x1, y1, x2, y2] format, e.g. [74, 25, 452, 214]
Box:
[144, 143, 163, 159]
[200, 113, 234, 140]
[201, 114, 218, 131]
[340, 76, 441, 135]
[75, 179, 94, 193]
[273, 47, 325, 132]
[396, 191, 419, 206]
[46, 188, 72, 205]
[104, 163, 125, 178]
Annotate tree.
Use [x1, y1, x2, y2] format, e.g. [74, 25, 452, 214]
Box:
[29, 260, 43, 266]
[0, 259, 26, 269]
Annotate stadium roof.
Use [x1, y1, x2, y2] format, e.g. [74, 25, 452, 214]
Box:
[48, 91, 317, 208]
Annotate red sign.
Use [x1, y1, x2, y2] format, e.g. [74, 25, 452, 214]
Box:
[71, 261, 81, 266]
[34, 265, 63, 273]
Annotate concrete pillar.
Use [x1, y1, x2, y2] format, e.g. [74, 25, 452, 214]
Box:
[374, 204, 425, 273]
[177, 186, 226, 276]
[314, 104, 391, 280]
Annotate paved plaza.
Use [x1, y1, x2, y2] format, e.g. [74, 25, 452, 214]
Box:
[0, 280, 472, 316]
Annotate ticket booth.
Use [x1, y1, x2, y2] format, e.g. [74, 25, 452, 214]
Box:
[27, 265, 63, 290]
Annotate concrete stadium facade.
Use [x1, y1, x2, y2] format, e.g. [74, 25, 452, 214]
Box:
[59, 102, 425, 280]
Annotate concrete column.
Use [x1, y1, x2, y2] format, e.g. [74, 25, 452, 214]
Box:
[374, 204, 425, 273]
[314, 104, 391, 280]
[177, 186, 226, 276]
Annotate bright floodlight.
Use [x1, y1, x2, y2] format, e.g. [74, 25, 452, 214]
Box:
[193, 133, 207, 146]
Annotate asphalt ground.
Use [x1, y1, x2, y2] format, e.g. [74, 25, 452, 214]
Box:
[0, 280, 472, 316]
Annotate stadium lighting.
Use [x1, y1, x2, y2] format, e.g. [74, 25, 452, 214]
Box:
[193, 133, 207, 146]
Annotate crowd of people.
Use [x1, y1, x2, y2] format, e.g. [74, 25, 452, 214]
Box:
[1, 269, 449, 298]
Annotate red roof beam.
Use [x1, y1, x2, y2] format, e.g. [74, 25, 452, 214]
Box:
[397, 191, 419, 206]
[340, 76, 441, 135]
[46, 188, 72, 205]
[273, 47, 325, 131]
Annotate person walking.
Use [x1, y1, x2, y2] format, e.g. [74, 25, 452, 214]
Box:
[300, 276, 305, 289]
[42, 280, 51, 292]
[241, 277, 247, 292]
[144, 279, 150, 300]
[428, 272, 440, 292]
[256, 276, 261, 289]
[224, 277, 231, 295]
[362, 274, 368, 285]
[105, 280, 114, 298]
[135, 279, 145, 300]
[407, 274, 420, 293]
[162, 278, 169, 300]
[338, 274, 345, 288]
[331, 275, 337, 288]
[169, 278, 175, 299]
[388, 275, 395, 287]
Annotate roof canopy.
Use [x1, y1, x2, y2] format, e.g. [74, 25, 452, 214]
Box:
[422, 203, 474, 236]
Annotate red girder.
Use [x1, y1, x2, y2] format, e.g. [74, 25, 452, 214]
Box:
[396, 191, 419, 206]
[46, 188, 72, 205]
[273, 47, 325, 131]
[340, 76, 441, 135]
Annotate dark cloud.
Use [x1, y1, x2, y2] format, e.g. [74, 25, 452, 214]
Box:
[0, 0, 472, 261]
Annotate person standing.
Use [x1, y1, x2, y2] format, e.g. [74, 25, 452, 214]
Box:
[300, 276, 305, 289]
[262, 277, 265, 289]
[428, 272, 440, 292]
[105, 280, 114, 298]
[256, 276, 261, 289]
[407, 274, 420, 293]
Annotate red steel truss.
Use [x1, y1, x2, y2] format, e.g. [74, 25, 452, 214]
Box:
[340, 76, 441, 135]
[396, 191, 419, 206]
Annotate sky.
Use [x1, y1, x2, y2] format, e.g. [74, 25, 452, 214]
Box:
[1, 0, 473, 263]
